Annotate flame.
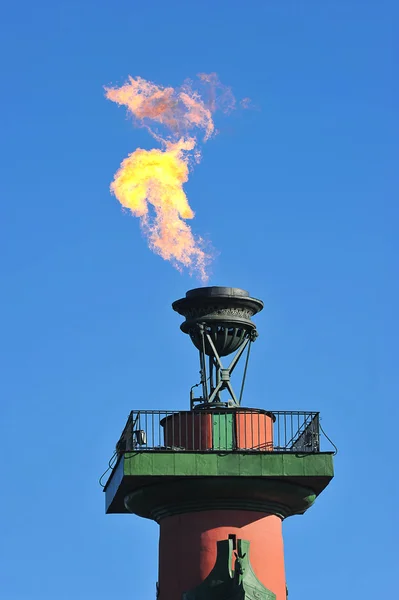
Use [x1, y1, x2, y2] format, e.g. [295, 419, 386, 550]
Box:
[105, 74, 239, 280]
[110, 138, 209, 280]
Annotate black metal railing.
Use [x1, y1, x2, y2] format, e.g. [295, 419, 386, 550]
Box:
[115, 409, 321, 454]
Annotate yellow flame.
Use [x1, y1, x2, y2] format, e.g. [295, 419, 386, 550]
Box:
[111, 138, 208, 280]
[105, 74, 238, 280]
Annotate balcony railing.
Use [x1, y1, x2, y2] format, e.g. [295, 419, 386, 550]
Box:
[115, 409, 321, 454]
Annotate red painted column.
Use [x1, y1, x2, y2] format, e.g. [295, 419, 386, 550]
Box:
[158, 510, 286, 599]
[162, 409, 274, 451]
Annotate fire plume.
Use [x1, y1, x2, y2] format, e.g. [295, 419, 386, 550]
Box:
[105, 74, 238, 280]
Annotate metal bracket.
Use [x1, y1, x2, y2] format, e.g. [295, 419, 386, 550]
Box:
[204, 329, 251, 406]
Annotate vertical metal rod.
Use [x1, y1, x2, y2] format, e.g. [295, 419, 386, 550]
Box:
[209, 355, 214, 394]
[277, 413, 280, 449]
[199, 410, 202, 451]
[227, 410, 229, 451]
[284, 413, 287, 448]
[224, 411, 227, 451]
[199, 351, 205, 402]
[239, 341, 252, 405]
[297, 413, 300, 446]
[264, 412, 267, 451]
[199, 325, 209, 402]
[291, 412, 293, 447]
[216, 363, 221, 404]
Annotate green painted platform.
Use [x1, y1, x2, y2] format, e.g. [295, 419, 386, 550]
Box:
[105, 451, 334, 516]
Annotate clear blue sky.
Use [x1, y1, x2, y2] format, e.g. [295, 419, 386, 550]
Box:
[1, 1, 398, 598]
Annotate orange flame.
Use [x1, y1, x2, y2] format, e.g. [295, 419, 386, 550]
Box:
[105, 74, 238, 280]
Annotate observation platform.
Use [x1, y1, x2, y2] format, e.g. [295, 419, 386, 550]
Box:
[103, 408, 334, 518]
